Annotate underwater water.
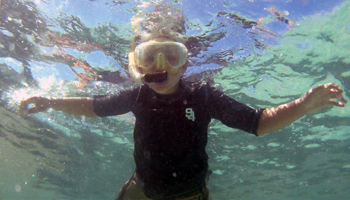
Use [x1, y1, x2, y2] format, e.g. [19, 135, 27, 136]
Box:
[1, 0, 350, 199]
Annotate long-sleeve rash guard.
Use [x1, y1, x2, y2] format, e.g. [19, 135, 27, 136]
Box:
[93, 80, 264, 199]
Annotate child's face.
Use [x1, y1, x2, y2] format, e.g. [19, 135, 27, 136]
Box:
[136, 38, 188, 94]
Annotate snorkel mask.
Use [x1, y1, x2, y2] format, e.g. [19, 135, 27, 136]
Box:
[128, 40, 188, 84]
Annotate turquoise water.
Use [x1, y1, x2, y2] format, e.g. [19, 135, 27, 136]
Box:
[1, 0, 350, 199]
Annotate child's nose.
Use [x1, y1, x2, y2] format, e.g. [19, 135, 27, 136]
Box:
[156, 53, 167, 70]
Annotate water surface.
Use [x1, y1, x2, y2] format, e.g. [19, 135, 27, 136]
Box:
[1, 0, 350, 199]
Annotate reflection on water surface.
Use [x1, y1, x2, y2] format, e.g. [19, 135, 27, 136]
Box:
[1, 0, 350, 199]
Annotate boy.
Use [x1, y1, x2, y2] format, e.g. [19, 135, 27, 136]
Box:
[19, 7, 347, 200]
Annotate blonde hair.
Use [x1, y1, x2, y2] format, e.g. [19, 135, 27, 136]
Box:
[129, 3, 188, 83]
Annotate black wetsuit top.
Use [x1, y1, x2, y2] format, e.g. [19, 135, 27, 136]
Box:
[93, 80, 264, 199]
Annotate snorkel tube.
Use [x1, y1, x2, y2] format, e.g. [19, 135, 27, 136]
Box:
[128, 52, 168, 84]
[142, 71, 168, 83]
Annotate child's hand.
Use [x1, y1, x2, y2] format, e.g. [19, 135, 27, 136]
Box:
[301, 83, 347, 114]
[19, 97, 51, 114]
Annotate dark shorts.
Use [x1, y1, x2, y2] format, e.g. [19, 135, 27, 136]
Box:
[116, 172, 211, 200]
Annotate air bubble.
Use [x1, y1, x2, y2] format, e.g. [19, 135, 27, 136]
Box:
[15, 184, 21, 192]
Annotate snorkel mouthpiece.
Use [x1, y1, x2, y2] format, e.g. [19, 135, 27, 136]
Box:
[142, 71, 168, 84]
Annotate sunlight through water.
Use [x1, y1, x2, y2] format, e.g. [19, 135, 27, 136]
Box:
[1, 0, 350, 199]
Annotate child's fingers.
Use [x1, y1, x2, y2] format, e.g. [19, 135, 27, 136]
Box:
[329, 100, 345, 107]
[324, 83, 342, 90]
[28, 103, 49, 113]
[25, 97, 43, 104]
[19, 101, 29, 114]
[327, 83, 347, 106]
[329, 88, 347, 103]
[19, 97, 47, 114]
[323, 83, 343, 93]
[28, 107, 40, 114]
[320, 83, 346, 102]
[335, 93, 347, 103]
[310, 83, 341, 96]
[19, 98, 36, 114]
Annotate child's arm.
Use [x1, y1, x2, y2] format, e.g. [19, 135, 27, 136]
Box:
[19, 97, 97, 117]
[257, 83, 347, 135]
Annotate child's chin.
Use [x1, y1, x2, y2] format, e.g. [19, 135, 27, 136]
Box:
[152, 84, 170, 93]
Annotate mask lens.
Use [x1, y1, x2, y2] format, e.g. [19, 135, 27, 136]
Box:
[164, 47, 181, 66]
[143, 49, 157, 67]
[135, 41, 187, 69]
[135, 47, 154, 69]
